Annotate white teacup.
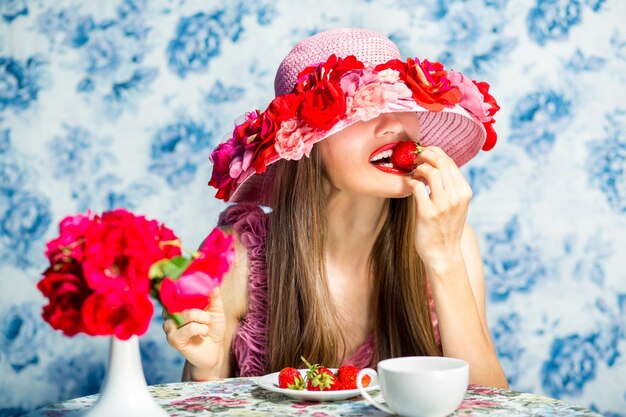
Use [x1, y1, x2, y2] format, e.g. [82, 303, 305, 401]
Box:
[356, 356, 469, 417]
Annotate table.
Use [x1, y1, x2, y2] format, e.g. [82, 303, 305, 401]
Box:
[25, 378, 602, 416]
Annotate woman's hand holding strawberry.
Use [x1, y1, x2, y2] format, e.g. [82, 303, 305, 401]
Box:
[407, 146, 473, 271]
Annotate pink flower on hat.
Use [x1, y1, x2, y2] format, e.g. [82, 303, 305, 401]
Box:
[228, 149, 253, 180]
[377, 68, 401, 83]
[340, 67, 381, 97]
[447, 70, 493, 123]
[344, 67, 413, 120]
[347, 82, 387, 119]
[274, 119, 316, 160]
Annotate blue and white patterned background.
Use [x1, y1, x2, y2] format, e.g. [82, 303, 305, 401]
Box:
[1, 0, 625, 415]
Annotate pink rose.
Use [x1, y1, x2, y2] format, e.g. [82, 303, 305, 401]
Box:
[347, 75, 415, 120]
[339, 68, 380, 98]
[347, 82, 387, 119]
[376, 68, 401, 83]
[159, 228, 235, 313]
[229, 154, 244, 179]
[159, 274, 217, 313]
[339, 71, 363, 97]
[196, 227, 235, 279]
[274, 119, 316, 160]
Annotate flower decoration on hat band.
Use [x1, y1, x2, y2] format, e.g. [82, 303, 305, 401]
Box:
[209, 54, 500, 202]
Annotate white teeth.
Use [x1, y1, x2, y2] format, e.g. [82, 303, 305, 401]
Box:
[370, 149, 393, 162]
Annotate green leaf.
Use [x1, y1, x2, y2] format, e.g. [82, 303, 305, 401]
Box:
[149, 256, 193, 281]
[148, 262, 165, 279]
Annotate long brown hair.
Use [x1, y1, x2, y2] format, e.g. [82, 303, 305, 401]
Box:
[266, 147, 440, 371]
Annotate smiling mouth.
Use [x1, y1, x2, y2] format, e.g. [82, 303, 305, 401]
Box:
[369, 143, 412, 175]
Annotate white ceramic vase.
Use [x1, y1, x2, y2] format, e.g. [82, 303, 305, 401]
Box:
[85, 335, 169, 417]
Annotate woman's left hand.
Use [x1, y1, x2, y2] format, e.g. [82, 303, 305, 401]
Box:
[408, 146, 473, 269]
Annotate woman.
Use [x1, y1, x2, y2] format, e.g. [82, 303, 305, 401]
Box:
[163, 27, 509, 388]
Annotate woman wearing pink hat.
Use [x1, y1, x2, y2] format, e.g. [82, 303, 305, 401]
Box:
[163, 28, 508, 388]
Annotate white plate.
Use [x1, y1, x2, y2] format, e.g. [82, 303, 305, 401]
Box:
[257, 368, 379, 401]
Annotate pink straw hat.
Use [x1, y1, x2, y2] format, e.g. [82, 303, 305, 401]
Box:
[209, 28, 500, 206]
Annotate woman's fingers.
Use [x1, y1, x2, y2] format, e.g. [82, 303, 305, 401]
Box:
[206, 287, 223, 314]
[408, 178, 433, 212]
[421, 146, 471, 188]
[162, 307, 213, 345]
[161, 308, 212, 329]
[164, 319, 211, 348]
[180, 308, 213, 325]
[413, 162, 444, 198]
[415, 146, 472, 206]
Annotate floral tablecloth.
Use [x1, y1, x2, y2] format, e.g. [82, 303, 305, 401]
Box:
[25, 378, 602, 416]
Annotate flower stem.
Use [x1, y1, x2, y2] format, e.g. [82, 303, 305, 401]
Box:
[163, 308, 185, 327]
[171, 312, 185, 327]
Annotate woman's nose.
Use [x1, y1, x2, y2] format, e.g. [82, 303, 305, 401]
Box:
[373, 113, 404, 138]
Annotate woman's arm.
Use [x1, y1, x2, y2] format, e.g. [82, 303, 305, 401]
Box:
[408, 146, 508, 388]
[427, 223, 508, 388]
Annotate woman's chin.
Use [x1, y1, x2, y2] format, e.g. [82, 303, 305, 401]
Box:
[379, 184, 415, 199]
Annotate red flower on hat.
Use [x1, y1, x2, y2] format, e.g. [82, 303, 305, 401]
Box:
[267, 93, 302, 122]
[251, 113, 277, 173]
[474, 81, 500, 151]
[249, 93, 307, 167]
[295, 55, 362, 130]
[299, 79, 346, 130]
[377, 58, 461, 111]
[209, 141, 237, 201]
[296, 54, 365, 90]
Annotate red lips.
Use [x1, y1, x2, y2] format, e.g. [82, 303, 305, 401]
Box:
[369, 142, 415, 175]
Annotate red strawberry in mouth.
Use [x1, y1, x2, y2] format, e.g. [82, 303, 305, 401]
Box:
[390, 140, 423, 171]
[369, 141, 423, 174]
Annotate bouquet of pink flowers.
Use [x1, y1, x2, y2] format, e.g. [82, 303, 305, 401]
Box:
[37, 209, 234, 339]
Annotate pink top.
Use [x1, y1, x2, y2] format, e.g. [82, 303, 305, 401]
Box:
[218, 203, 441, 377]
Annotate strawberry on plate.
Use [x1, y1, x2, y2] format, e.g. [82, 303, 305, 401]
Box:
[278, 367, 305, 390]
[301, 356, 339, 391]
[389, 140, 424, 171]
[335, 365, 371, 390]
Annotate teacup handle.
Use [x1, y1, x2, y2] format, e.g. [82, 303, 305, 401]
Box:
[356, 368, 394, 415]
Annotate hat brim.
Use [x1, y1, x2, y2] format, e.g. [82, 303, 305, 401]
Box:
[229, 102, 485, 206]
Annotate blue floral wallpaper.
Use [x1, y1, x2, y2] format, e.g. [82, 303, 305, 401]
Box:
[1, 0, 625, 416]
